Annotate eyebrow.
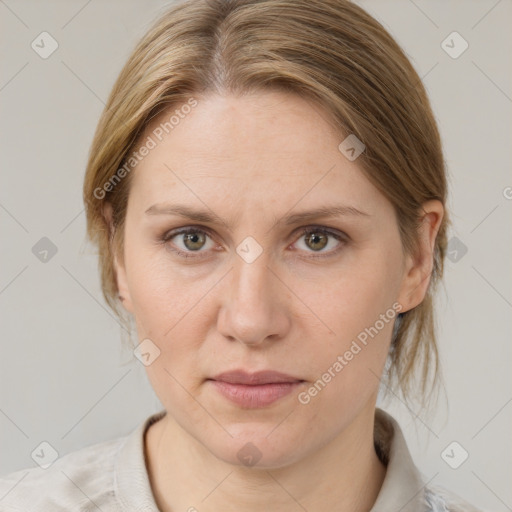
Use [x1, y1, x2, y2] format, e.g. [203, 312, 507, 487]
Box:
[145, 203, 371, 229]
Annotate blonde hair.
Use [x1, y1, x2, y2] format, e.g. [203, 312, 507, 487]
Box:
[83, 0, 449, 407]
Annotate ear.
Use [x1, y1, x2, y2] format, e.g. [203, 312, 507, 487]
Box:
[102, 202, 134, 314]
[396, 199, 444, 313]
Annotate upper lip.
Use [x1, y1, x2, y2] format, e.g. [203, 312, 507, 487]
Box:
[210, 370, 303, 385]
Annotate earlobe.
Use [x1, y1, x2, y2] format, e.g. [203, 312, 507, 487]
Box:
[397, 200, 444, 313]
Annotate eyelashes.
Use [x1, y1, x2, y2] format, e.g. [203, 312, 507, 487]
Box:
[161, 227, 216, 259]
[160, 225, 348, 260]
[294, 227, 346, 256]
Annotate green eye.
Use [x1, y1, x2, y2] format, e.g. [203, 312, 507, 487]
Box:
[162, 227, 214, 259]
[294, 227, 346, 257]
[161, 225, 347, 260]
[181, 231, 208, 251]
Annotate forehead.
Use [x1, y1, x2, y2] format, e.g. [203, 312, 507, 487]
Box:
[142, 91, 338, 162]
[128, 91, 387, 215]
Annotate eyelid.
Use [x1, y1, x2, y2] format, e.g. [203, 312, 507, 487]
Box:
[161, 226, 219, 259]
[161, 224, 347, 259]
[290, 226, 347, 259]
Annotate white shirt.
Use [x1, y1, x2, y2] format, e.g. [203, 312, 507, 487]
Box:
[0, 408, 481, 511]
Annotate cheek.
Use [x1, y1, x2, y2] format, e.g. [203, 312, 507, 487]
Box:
[124, 244, 218, 388]
[124, 242, 205, 334]
[299, 245, 401, 392]
[311, 244, 401, 340]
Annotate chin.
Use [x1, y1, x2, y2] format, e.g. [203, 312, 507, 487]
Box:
[197, 422, 311, 470]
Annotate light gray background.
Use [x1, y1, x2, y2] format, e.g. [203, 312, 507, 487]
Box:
[1, 1, 510, 510]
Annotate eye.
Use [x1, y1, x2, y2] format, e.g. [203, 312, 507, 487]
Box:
[160, 225, 347, 260]
[292, 227, 346, 258]
[161, 227, 215, 258]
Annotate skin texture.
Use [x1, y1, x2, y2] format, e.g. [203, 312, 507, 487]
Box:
[107, 91, 444, 512]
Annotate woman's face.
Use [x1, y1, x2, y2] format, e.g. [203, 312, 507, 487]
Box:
[114, 91, 430, 467]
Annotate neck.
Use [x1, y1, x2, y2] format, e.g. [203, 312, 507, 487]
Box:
[145, 406, 387, 512]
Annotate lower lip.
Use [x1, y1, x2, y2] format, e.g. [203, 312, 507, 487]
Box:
[209, 380, 303, 408]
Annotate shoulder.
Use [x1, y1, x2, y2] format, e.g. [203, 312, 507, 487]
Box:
[373, 408, 484, 512]
[423, 484, 484, 512]
[0, 435, 127, 512]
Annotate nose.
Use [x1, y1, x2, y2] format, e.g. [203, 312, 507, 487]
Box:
[217, 253, 291, 347]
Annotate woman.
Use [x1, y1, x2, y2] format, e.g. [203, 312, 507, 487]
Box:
[0, 0, 482, 510]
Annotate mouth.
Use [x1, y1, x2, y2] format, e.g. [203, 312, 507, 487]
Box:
[207, 370, 305, 408]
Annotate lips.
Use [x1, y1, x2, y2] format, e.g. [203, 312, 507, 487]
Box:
[208, 370, 305, 408]
[211, 370, 303, 385]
